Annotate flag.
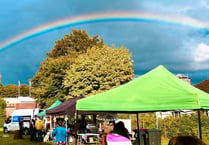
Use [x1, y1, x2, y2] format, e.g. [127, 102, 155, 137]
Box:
[18, 80, 21, 87]
[18, 80, 20, 97]
[29, 79, 31, 87]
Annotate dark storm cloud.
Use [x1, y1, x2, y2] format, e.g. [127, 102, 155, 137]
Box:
[0, 0, 209, 84]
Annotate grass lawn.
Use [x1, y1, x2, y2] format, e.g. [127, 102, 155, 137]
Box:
[0, 128, 53, 145]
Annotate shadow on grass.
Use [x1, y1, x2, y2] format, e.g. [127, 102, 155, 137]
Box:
[0, 131, 53, 145]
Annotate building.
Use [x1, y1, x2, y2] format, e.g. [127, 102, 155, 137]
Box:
[4, 96, 37, 117]
[194, 78, 209, 94]
[176, 74, 191, 84]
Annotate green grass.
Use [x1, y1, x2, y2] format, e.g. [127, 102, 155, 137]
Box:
[0, 129, 53, 145]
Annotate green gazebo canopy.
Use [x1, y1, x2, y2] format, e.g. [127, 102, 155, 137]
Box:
[76, 65, 209, 112]
[37, 100, 62, 116]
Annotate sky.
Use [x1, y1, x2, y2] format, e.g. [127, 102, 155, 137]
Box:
[0, 0, 209, 85]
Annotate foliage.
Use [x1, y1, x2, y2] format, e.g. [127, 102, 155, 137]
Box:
[0, 84, 29, 98]
[127, 112, 209, 140]
[32, 29, 105, 106]
[1, 84, 18, 97]
[0, 97, 6, 127]
[20, 84, 29, 96]
[47, 29, 104, 58]
[0, 83, 3, 94]
[63, 45, 134, 98]
[31, 29, 134, 106]
[138, 113, 156, 129]
[31, 56, 72, 106]
[155, 112, 209, 139]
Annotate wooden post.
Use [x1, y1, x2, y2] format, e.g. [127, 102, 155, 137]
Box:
[164, 119, 167, 139]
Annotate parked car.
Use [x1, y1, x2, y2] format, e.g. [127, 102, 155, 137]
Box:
[3, 108, 42, 134]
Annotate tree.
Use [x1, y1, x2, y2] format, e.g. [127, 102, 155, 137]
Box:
[20, 84, 29, 96]
[31, 29, 104, 106]
[31, 56, 73, 105]
[47, 29, 104, 58]
[0, 83, 3, 95]
[0, 97, 6, 127]
[1, 84, 18, 97]
[63, 45, 134, 99]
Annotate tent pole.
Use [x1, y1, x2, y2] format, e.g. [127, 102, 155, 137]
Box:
[136, 113, 140, 145]
[75, 111, 78, 145]
[65, 115, 68, 144]
[197, 110, 202, 139]
[50, 115, 52, 129]
[156, 112, 158, 129]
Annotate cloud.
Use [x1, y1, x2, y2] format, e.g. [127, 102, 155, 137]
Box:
[182, 41, 209, 71]
[194, 43, 209, 62]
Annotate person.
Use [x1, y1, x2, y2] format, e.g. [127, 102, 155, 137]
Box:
[78, 115, 88, 143]
[52, 119, 68, 145]
[168, 135, 207, 145]
[79, 115, 87, 133]
[106, 121, 132, 145]
[30, 119, 36, 141]
[18, 117, 24, 139]
[104, 121, 115, 134]
[35, 117, 44, 142]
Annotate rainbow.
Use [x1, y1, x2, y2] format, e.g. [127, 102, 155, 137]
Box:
[0, 11, 209, 50]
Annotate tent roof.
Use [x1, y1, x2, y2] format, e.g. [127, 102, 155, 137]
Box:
[46, 96, 83, 115]
[37, 100, 62, 116]
[76, 65, 209, 112]
[194, 78, 209, 94]
[46, 96, 100, 115]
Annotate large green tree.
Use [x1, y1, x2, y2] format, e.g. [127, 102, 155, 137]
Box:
[63, 45, 134, 99]
[47, 29, 104, 58]
[31, 29, 104, 106]
[32, 56, 73, 105]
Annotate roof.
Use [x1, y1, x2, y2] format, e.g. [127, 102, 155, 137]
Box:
[46, 96, 100, 115]
[76, 65, 209, 112]
[4, 96, 36, 104]
[37, 100, 62, 116]
[194, 78, 209, 94]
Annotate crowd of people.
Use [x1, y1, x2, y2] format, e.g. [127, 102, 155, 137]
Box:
[15, 115, 208, 145]
[17, 116, 45, 141]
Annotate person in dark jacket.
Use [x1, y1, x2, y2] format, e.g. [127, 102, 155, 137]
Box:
[18, 117, 24, 139]
[78, 115, 87, 134]
[30, 119, 36, 141]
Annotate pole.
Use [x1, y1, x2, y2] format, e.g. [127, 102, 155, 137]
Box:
[164, 119, 167, 139]
[18, 80, 20, 97]
[156, 113, 158, 129]
[136, 113, 140, 145]
[198, 110, 202, 139]
[65, 115, 68, 144]
[29, 79, 31, 97]
[50, 115, 52, 129]
[75, 111, 78, 145]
